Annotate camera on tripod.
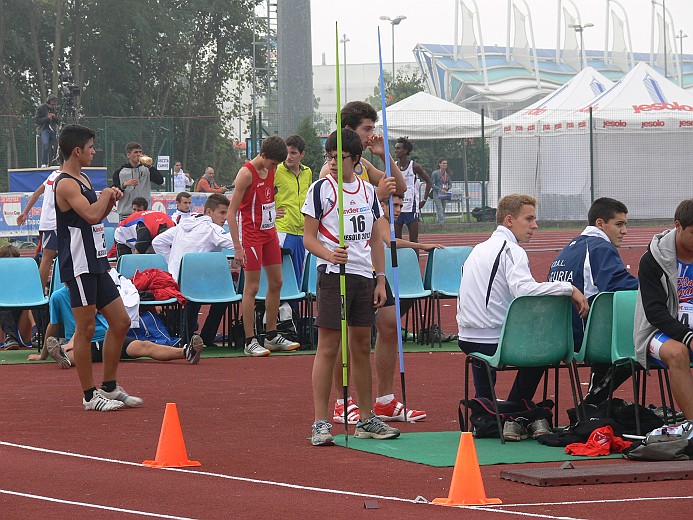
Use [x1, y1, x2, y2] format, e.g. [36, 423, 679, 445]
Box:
[59, 71, 81, 120]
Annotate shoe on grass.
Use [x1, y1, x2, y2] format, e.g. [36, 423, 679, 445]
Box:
[264, 333, 300, 352]
[527, 418, 552, 438]
[354, 413, 400, 440]
[502, 419, 529, 441]
[244, 338, 270, 357]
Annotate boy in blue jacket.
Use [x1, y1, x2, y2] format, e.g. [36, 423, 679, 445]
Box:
[548, 197, 639, 403]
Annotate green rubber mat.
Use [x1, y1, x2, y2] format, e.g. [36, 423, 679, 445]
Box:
[333, 431, 623, 467]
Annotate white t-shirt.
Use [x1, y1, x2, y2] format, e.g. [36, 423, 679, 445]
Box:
[39, 169, 62, 232]
[301, 175, 380, 279]
[173, 170, 194, 192]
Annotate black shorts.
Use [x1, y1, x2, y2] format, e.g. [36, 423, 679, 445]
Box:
[396, 211, 418, 225]
[90, 337, 135, 362]
[383, 277, 395, 307]
[67, 271, 120, 310]
[41, 230, 58, 252]
[315, 272, 376, 329]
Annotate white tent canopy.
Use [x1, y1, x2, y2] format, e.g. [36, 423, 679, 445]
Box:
[489, 62, 693, 220]
[494, 67, 614, 137]
[375, 91, 498, 139]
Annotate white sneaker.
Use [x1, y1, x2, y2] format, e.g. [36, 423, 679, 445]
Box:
[83, 390, 125, 411]
[100, 385, 143, 407]
[264, 333, 300, 352]
[46, 337, 72, 369]
[244, 338, 270, 357]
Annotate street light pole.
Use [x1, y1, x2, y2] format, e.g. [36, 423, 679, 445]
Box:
[569, 23, 594, 70]
[339, 34, 350, 101]
[379, 15, 407, 80]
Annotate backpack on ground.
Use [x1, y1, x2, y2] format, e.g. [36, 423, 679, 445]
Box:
[626, 422, 693, 461]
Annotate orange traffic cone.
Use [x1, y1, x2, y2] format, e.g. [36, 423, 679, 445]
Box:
[143, 403, 201, 468]
[432, 432, 501, 506]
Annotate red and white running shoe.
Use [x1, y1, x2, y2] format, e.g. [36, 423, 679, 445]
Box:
[333, 397, 360, 424]
[374, 398, 427, 422]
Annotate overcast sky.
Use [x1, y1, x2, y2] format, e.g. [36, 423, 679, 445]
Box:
[309, 0, 693, 66]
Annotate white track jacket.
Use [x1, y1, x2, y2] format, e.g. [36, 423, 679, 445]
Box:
[457, 225, 573, 343]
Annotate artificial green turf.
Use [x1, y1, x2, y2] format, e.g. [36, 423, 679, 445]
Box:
[0, 339, 459, 365]
[332, 431, 623, 467]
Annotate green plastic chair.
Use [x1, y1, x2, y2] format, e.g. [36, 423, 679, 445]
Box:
[610, 290, 646, 433]
[613, 290, 686, 429]
[464, 295, 578, 442]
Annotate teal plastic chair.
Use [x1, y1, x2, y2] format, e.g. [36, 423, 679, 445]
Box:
[571, 292, 614, 421]
[385, 247, 431, 342]
[179, 252, 242, 346]
[464, 295, 578, 442]
[423, 246, 472, 347]
[612, 290, 686, 431]
[256, 254, 305, 303]
[300, 254, 318, 349]
[116, 253, 168, 279]
[49, 258, 62, 294]
[105, 226, 116, 260]
[179, 252, 241, 304]
[610, 290, 647, 432]
[0, 258, 50, 348]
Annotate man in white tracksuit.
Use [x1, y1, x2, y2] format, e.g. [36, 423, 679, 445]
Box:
[457, 194, 589, 404]
[152, 193, 234, 347]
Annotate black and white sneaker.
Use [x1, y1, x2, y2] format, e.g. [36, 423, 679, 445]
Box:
[184, 334, 204, 365]
[83, 390, 125, 411]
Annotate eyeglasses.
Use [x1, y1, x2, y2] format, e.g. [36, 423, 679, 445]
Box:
[324, 153, 353, 162]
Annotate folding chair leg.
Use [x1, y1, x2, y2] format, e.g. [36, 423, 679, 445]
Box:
[436, 295, 443, 349]
[482, 361, 505, 443]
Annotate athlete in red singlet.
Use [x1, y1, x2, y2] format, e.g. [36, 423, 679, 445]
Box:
[228, 136, 300, 357]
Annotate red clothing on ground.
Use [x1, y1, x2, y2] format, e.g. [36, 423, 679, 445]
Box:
[565, 426, 632, 456]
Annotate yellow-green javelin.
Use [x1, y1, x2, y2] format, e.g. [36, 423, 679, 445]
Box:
[335, 22, 349, 442]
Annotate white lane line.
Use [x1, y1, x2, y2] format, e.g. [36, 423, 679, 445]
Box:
[0, 441, 415, 504]
[0, 489, 197, 519]
[4, 441, 690, 517]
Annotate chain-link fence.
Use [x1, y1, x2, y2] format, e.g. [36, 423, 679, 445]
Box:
[0, 115, 246, 192]
[4, 107, 690, 223]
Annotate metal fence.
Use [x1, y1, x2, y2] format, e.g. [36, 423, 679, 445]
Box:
[4, 107, 690, 222]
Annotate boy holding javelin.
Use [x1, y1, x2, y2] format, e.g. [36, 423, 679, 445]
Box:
[303, 128, 400, 446]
